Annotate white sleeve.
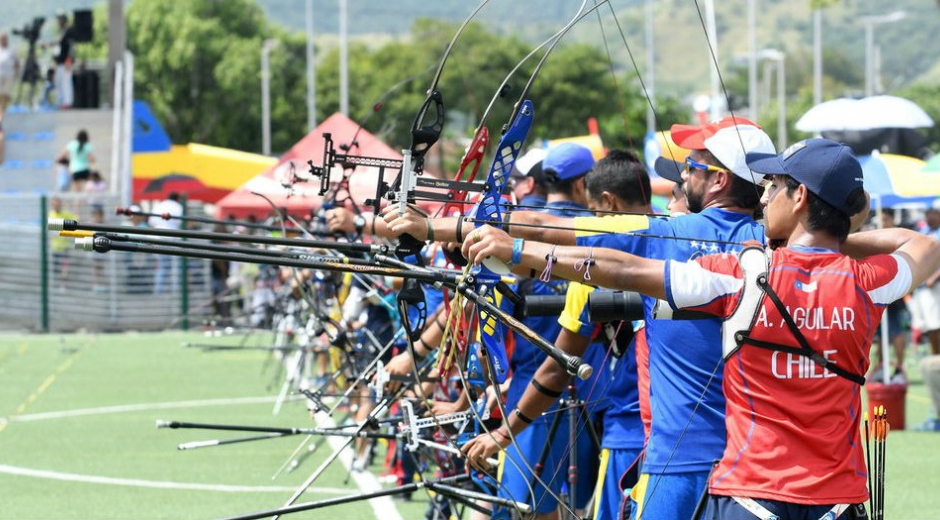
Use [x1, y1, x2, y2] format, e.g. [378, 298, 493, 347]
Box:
[867, 254, 913, 305]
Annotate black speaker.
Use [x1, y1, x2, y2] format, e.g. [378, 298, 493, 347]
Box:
[73, 70, 99, 108]
[73, 10, 93, 43]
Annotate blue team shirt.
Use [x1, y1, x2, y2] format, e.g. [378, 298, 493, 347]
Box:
[562, 285, 643, 450]
[505, 201, 602, 421]
[575, 207, 765, 473]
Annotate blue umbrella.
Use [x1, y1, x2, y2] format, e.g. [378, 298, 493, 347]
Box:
[858, 153, 939, 208]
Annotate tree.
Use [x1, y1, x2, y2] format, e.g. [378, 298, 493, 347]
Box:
[895, 83, 940, 155]
[125, 0, 308, 153]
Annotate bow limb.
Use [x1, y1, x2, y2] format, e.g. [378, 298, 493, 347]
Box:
[468, 0, 612, 386]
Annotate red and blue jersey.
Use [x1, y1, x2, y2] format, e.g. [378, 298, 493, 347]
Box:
[665, 245, 912, 504]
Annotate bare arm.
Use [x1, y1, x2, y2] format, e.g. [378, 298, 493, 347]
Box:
[383, 208, 578, 245]
[462, 225, 667, 300]
[460, 328, 589, 465]
[842, 228, 940, 290]
[504, 211, 578, 244]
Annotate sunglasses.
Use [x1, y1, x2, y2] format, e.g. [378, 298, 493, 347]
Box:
[685, 156, 728, 175]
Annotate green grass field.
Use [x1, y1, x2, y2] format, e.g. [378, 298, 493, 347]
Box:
[1, 331, 939, 519]
[0, 331, 433, 520]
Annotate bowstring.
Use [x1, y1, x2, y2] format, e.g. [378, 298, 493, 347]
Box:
[612, 0, 775, 507]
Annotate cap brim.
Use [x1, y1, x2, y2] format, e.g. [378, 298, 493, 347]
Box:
[654, 157, 685, 183]
[669, 124, 708, 149]
[744, 151, 787, 176]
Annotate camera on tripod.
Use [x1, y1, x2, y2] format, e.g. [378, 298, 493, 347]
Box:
[12, 17, 45, 44]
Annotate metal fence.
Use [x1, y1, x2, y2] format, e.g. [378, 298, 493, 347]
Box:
[0, 193, 211, 332]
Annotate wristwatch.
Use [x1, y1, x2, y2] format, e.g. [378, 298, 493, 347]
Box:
[353, 215, 367, 234]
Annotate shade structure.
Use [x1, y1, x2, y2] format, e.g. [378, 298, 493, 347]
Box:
[215, 113, 403, 220]
[922, 153, 940, 173]
[142, 174, 210, 200]
[796, 96, 934, 133]
[859, 152, 940, 208]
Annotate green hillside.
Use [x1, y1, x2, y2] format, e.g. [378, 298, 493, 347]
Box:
[4, 0, 938, 101]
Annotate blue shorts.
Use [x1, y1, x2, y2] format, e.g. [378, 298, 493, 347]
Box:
[497, 418, 598, 514]
[594, 447, 643, 520]
[630, 471, 709, 520]
[703, 495, 861, 520]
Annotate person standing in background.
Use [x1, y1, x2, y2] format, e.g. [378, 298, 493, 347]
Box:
[48, 196, 77, 290]
[0, 33, 18, 123]
[150, 192, 183, 294]
[84, 171, 107, 211]
[52, 11, 75, 108]
[870, 208, 912, 384]
[909, 208, 940, 356]
[0, 32, 16, 165]
[57, 129, 95, 192]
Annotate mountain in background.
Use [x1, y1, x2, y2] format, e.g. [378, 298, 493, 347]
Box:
[5, 0, 939, 101]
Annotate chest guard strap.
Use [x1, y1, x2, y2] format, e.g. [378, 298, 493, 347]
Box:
[721, 247, 770, 360]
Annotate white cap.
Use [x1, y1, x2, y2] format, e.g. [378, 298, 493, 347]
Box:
[514, 148, 547, 176]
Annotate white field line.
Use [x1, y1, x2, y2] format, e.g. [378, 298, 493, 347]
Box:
[312, 411, 404, 520]
[0, 464, 349, 494]
[5, 396, 293, 422]
[3, 396, 405, 518]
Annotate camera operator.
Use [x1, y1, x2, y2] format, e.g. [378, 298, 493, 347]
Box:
[51, 11, 75, 108]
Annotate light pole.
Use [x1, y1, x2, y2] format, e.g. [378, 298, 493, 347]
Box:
[758, 49, 786, 150]
[339, 0, 348, 116]
[862, 10, 905, 97]
[306, 0, 316, 130]
[261, 38, 279, 156]
[645, 0, 655, 134]
[703, 0, 722, 119]
[747, 0, 757, 121]
[813, 8, 822, 106]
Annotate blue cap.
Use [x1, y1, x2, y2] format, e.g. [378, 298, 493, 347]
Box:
[543, 143, 594, 182]
[746, 138, 864, 216]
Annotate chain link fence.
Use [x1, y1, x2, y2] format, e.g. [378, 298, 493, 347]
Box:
[0, 193, 211, 332]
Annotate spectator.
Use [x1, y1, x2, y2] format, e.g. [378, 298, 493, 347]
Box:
[149, 192, 184, 228]
[909, 208, 940, 356]
[150, 192, 183, 294]
[54, 156, 70, 192]
[41, 66, 55, 107]
[89, 205, 106, 293]
[124, 204, 153, 294]
[210, 223, 231, 322]
[84, 171, 107, 211]
[918, 356, 940, 430]
[870, 208, 911, 384]
[57, 129, 95, 192]
[0, 32, 18, 122]
[48, 196, 77, 289]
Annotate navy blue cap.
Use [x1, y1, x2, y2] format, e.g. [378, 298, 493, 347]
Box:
[654, 156, 685, 183]
[543, 143, 595, 182]
[745, 138, 864, 216]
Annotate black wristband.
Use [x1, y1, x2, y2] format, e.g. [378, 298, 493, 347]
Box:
[501, 208, 513, 233]
[411, 339, 428, 362]
[455, 216, 465, 243]
[513, 408, 535, 424]
[531, 379, 563, 399]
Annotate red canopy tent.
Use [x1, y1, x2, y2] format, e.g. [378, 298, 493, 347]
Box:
[214, 113, 403, 220]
